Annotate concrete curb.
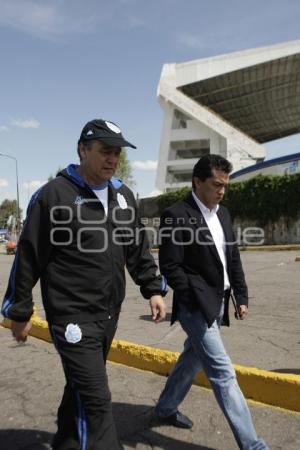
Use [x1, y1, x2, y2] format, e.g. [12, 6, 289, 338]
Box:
[2, 316, 300, 414]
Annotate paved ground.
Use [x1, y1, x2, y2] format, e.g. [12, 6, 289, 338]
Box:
[1, 250, 300, 449]
[1, 250, 299, 372]
[1, 327, 300, 450]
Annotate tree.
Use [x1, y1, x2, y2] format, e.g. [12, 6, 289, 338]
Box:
[115, 148, 135, 187]
[0, 199, 23, 230]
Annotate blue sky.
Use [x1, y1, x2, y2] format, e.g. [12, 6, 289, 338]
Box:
[0, 0, 299, 216]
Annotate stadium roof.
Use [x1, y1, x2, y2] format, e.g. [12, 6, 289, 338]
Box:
[231, 152, 300, 179]
[177, 41, 300, 143]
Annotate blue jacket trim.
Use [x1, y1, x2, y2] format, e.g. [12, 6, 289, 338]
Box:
[1, 256, 18, 317]
[89, 181, 108, 190]
[161, 275, 168, 294]
[1, 188, 42, 318]
[65, 165, 123, 191]
[110, 176, 123, 189]
[75, 390, 87, 450]
[66, 164, 85, 188]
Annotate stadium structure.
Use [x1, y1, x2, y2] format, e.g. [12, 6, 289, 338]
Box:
[230, 152, 300, 182]
[155, 41, 300, 192]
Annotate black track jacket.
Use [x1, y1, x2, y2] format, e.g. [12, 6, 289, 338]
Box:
[2, 165, 167, 324]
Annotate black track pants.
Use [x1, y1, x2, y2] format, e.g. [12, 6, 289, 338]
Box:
[50, 316, 123, 450]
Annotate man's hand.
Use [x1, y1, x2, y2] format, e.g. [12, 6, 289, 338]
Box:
[149, 295, 167, 323]
[236, 305, 248, 320]
[11, 320, 32, 343]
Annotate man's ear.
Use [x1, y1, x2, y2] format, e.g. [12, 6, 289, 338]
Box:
[193, 176, 201, 189]
[78, 142, 87, 160]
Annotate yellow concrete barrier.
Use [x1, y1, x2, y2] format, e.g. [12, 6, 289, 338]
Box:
[2, 310, 52, 343]
[2, 316, 300, 413]
[108, 340, 300, 413]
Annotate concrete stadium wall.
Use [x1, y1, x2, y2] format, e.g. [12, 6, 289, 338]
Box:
[233, 216, 300, 245]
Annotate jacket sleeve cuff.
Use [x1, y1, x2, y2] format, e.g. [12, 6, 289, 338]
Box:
[2, 308, 33, 323]
[140, 275, 169, 299]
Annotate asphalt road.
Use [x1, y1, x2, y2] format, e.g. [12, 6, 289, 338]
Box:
[1, 250, 299, 372]
[1, 327, 300, 450]
[1, 249, 300, 449]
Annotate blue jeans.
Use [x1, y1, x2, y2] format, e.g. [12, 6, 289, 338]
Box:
[155, 302, 268, 450]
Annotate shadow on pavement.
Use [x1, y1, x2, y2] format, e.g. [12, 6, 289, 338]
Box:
[0, 429, 52, 450]
[114, 402, 216, 450]
[139, 313, 172, 322]
[0, 404, 216, 450]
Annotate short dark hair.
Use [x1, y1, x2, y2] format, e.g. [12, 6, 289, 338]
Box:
[77, 139, 96, 161]
[192, 154, 232, 188]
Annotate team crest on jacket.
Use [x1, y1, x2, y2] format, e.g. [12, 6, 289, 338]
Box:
[65, 323, 82, 344]
[117, 193, 127, 209]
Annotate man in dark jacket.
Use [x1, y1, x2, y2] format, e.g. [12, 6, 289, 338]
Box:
[154, 155, 268, 450]
[2, 119, 167, 450]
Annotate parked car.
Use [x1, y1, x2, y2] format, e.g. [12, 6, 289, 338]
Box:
[6, 239, 17, 255]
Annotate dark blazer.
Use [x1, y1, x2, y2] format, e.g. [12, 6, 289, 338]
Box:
[159, 193, 248, 327]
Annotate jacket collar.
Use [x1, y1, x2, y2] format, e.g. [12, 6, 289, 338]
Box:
[184, 192, 231, 263]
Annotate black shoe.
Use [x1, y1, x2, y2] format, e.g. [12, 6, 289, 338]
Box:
[155, 410, 193, 429]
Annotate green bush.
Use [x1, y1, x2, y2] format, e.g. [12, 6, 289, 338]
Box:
[156, 174, 300, 225]
[157, 187, 191, 212]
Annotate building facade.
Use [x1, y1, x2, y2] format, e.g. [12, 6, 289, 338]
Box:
[156, 41, 300, 192]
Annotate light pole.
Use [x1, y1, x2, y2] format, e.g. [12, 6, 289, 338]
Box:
[0, 152, 20, 239]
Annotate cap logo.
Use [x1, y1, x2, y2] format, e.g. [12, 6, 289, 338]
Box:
[86, 130, 94, 136]
[105, 121, 121, 134]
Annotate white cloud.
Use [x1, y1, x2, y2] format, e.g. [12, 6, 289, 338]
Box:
[0, 1, 143, 41]
[0, 0, 103, 41]
[0, 125, 9, 132]
[0, 179, 9, 188]
[23, 180, 45, 189]
[0, 1, 59, 37]
[0, 192, 14, 203]
[177, 32, 203, 49]
[132, 160, 157, 171]
[176, 32, 220, 52]
[10, 118, 40, 129]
